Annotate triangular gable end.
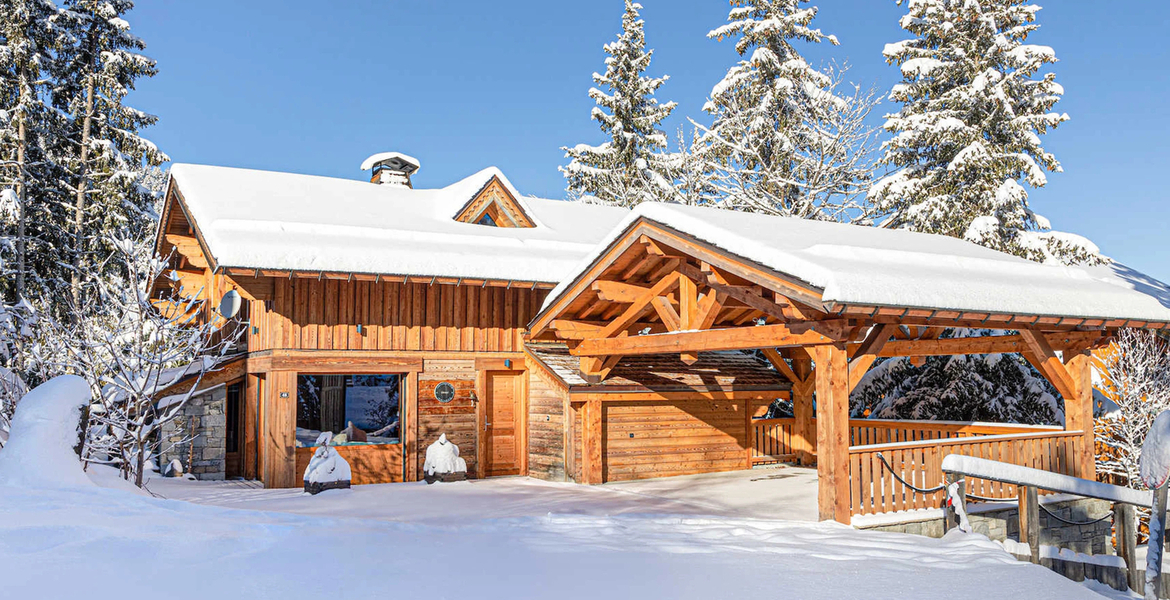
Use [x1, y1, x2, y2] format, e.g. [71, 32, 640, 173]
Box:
[453, 175, 537, 228]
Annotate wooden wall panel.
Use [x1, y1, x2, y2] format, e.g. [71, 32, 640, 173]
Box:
[242, 278, 545, 354]
[294, 444, 403, 485]
[603, 400, 750, 482]
[528, 368, 569, 481]
[417, 360, 479, 477]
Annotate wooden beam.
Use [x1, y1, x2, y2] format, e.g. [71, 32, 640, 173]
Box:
[848, 354, 878, 393]
[852, 323, 897, 359]
[678, 274, 699, 330]
[1018, 329, 1079, 402]
[572, 321, 849, 357]
[599, 272, 682, 339]
[877, 331, 1105, 358]
[695, 289, 725, 330]
[791, 353, 816, 466]
[592, 280, 650, 303]
[549, 319, 604, 340]
[650, 296, 681, 331]
[814, 344, 850, 523]
[579, 355, 622, 383]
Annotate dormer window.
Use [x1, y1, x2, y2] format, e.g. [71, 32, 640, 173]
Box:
[454, 175, 536, 228]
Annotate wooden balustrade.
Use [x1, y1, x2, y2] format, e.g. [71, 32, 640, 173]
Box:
[847, 430, 1086, 516]
[750, 417, 1064, 467]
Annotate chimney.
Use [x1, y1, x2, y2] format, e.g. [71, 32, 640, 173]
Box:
[360, 152, 420, 188]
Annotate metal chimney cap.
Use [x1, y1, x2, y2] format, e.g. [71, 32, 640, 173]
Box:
[360, 151, 420, 174]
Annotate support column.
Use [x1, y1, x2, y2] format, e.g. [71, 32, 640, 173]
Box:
[581, 399, 603, 484]
[1063, 348, 1096, 479]
[813, 344, 850, 524]
[792, 355, 816, 466]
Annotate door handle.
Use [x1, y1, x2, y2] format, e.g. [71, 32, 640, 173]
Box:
[485, 422, 491, 430]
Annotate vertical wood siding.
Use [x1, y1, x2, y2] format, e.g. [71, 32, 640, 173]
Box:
[242, 278, 545, 354]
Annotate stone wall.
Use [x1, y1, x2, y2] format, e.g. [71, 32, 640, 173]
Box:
[158, 385, 227, 480]
[858, 497, 1115, 555]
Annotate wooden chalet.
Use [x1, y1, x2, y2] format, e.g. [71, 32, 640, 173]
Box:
[154, 155, 1170, 524]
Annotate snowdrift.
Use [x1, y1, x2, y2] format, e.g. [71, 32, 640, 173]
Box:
[0, 375, 92, 489]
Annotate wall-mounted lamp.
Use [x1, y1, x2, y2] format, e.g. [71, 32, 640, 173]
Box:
[504, 359, 512, 368]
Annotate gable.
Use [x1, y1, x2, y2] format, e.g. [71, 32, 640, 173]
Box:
[453, 176, 536, 228]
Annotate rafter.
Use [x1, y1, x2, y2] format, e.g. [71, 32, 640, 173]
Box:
[598, 271, 683, 339]
[573, 320, 849, 357]
[1019, 329, 1079, 401]
[592, 280, 651, 303]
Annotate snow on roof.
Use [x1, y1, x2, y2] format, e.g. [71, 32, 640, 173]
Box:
[167, 164, 628, 284]
[543, 202, 1170, 325]
[360, 151, 420, 172]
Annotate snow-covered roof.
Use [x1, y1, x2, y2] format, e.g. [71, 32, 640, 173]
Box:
[166, 164, 628, 284]
[542, 203, 1170, 326]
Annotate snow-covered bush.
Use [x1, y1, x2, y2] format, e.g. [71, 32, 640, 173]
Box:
[423, 433, 467, 477]
[303, 432, 351, 493]
[48, 234, 242, 487]
[1095, 329, 1170, 489]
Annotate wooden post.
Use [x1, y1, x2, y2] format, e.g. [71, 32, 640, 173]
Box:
[944, 472, 960, 533]
[1063, 348, 1096, 479]
[814, 344, 850, 523]
[1114, 503, 1139, 593]
[405, 370, 419, 482]
[1018, 484, 1040, 564]
[582, 399, 603, 485]
[792, 355, 815, 466]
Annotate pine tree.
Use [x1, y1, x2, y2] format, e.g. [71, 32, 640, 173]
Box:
[696, 1, 878, 222]
[54, 0, 166, 313]
[872, 0, 1097, 264]
[560, 0, 676, 207]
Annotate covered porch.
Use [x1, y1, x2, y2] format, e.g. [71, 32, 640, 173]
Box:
[527, 203, 1170, 523]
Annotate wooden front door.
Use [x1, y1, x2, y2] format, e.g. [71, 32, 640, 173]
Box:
[483, 372, 521, 477]
[224, 382, 244, 479]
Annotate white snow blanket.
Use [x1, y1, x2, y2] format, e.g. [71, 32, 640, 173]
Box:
[302, 432, 351, 484]
[544, 202, 1170, 324]
[423, 433, 467, 476]
[168, 164, 627, 284]
[0, 375, 92, 489]
[1141, 410, 1170, 489]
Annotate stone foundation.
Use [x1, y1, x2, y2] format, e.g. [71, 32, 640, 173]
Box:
[858, 496, 1114, 555]
[158, 386, 227, 481]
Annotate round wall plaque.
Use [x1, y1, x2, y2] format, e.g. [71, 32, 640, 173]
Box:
[435, 382, 455, 403]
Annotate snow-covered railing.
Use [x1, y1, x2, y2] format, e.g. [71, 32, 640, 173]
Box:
[942, 454, 1147, 592]
[847, 429, 1087, 516]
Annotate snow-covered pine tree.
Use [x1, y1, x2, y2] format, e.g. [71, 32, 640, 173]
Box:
[872, 0, 1098, 264]
[695, 1, 879, 222]
[0, 0, 70, 306]
[53, 0, 166, 313]
[560, 0, 676, 207]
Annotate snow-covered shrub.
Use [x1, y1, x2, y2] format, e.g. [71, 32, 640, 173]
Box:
[303, 432, 351, 493]
[1095, 329, 1170, 489]
[0, 375, 92, 489]
[423, 433, 467, 477]
[0, 366, 30, 449]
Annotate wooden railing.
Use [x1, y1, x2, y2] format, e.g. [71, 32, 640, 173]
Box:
[750, 417, 1064, 466]
[848, 430, 1087, 516]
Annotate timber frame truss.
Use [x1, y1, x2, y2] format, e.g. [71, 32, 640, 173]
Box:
[528, 218, 1128, 523]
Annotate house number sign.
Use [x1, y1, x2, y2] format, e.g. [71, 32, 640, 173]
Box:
[435, 382, 455, 403]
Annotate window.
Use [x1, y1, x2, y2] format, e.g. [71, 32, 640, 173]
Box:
[476, 212, 498, 227]
[296, 374, 401, 447]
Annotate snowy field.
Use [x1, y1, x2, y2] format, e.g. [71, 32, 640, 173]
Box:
[0, 377, 1126, 599]
[0, 467, 1125, 600]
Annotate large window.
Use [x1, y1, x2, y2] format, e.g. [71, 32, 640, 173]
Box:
[296, 374, 401, 447]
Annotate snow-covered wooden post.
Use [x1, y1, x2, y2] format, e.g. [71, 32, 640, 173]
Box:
[1139, 410, 1170, 600]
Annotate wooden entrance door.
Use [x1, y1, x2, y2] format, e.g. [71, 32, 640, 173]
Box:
[224, 382, 244, 479]
[483, 372, 521, 477]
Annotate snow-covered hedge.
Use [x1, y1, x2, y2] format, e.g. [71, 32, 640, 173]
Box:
[0, 375, 92, 489]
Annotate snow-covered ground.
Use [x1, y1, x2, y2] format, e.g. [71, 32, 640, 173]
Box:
[0, 377, 1125, 599]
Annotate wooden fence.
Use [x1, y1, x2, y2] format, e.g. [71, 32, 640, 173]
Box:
[750, 417, 1064, 465]
[848, 430, 1087, 516]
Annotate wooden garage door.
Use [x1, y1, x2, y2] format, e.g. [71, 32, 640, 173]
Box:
[604, 400, 749, 482]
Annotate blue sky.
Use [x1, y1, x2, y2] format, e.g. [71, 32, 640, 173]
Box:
[129, 1, 1168, 282]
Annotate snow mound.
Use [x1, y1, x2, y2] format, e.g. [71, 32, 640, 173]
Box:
[423, 433, 467, 476]
[1140, 410, 1170, 489]
[0, 375, 92, 489]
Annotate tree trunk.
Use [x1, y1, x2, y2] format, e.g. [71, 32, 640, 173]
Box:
[70, 74, 95, 315]
[14, 94, 27, 303]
